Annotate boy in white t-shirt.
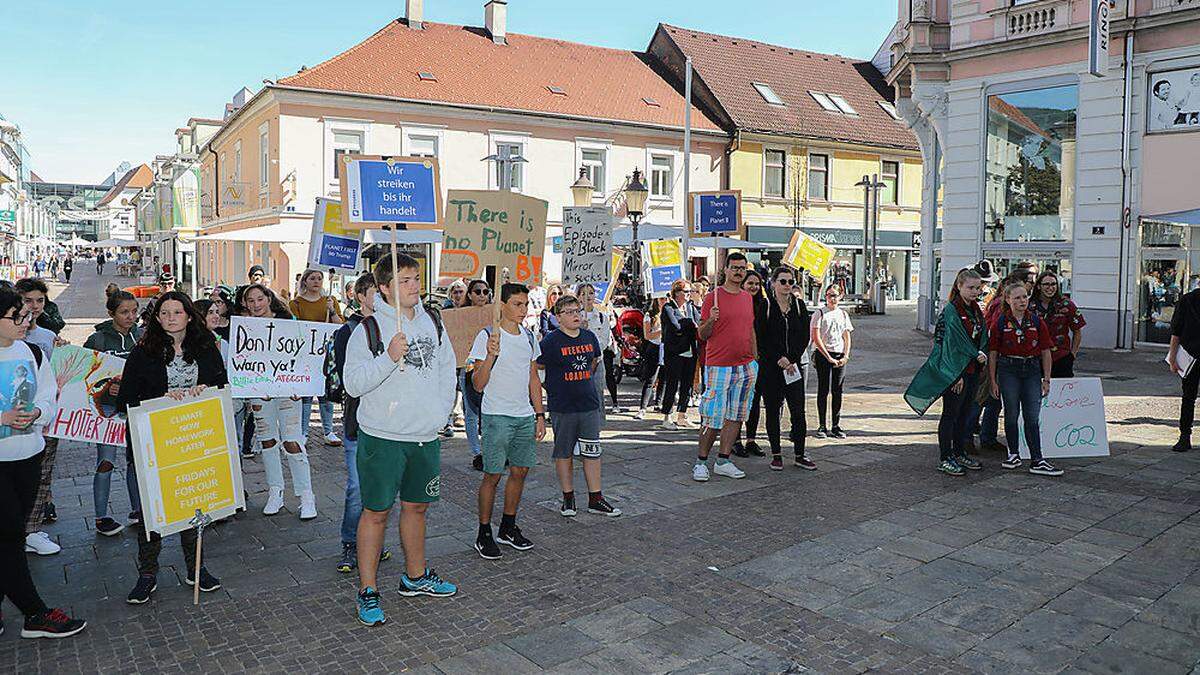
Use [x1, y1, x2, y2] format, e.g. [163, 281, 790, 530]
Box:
[468, 283, 546, 560]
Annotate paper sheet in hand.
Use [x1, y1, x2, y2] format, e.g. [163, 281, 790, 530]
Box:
[1167, 347, 1196, 379]
[784, 365, 802, 385]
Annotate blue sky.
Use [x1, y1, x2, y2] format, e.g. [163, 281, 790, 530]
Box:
[1, 0, 899, 184]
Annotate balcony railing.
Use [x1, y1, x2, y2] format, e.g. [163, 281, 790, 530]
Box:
[1007, 2, 1062, 37]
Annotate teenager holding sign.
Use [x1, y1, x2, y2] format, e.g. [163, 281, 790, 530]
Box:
[290, 269, 345, 447]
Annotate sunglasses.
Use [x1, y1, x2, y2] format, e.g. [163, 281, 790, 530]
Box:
[776, 278, 795, 286]
[470, 288, 490, 295]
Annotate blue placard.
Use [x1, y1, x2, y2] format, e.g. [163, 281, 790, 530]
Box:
[347, 159, 438, 225]
[317, 234, 362, 271]
[552, 236, 563, 254]
[648, 265, 683, 295]
[695, 193, 740, 234]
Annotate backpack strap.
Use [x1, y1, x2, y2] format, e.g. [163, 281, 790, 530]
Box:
[423, 301, 445, 345]
[27, 342, 43, 369]
[363, 316, 384, 357]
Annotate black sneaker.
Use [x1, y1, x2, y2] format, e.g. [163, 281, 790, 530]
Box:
[337, 542, 357, 573]
[241, 446, 255, 458]
[497, 525, 534, 551]
[1029, 460, 1064, 477]
[560, 495, 577, 517]
[128, 511, 143, 526]
[731, 441, 749, 458]
[127, 574, 157, 604]
[587, 497, 623, 517]
[794, 456, 818, 471]
[471, 455, 483, 472]
[20, 608, 86, 639]
[745, 440, 766, 457]
[42, 502, 57, 523]
[439, 424, 455, 439]
[475, 533, 502, 559]
[95, 517, 125, 537]
[1000, 454, 1022, 470]
[831, 428, 848, 439]
[814, 427, 828, 439]
[186, 566, 221, 592]
[1172, 436, 1192, 452]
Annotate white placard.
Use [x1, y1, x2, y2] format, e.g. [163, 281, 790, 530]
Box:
[226, 316, 339, 398]
[561, 207, 614, 285]
[1018, 377, 1110, 459]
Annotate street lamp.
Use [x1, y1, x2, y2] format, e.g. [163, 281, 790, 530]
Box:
[624, 167, 650, 305]
[482, 151, 527, 191]
[569, 166, 594, 207]
[855, 174, 886, 313]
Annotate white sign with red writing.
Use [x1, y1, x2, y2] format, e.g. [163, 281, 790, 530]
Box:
[1019, 377, 1110, 459]
[47, 346, 128, 446]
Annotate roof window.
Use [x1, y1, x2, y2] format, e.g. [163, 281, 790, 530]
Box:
[547, 85, 567, 96]
[809, 91, 839, 112]
[828, 94, 858, 115]
[753, 83, 786, 107]
[417, 71, 437, 82]
[642, 96, 661, 107]
[878, 101, 902, 121]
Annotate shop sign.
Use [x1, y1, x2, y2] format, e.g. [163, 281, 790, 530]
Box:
[0, 210, 14, 222]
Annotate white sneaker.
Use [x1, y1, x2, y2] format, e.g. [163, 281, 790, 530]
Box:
[324, 432, 342, 446]
[635, 408, 646, 420]
[263, 488, 285, 516]
[660, 418, 679, 431]
[713, 460, 746, 479]
[692, 463, 710, 482]
[677, 416, 698, 429]
[25, 531, 61, 555]
[609, 405, 623, 414]
[299, 492, 317, 520]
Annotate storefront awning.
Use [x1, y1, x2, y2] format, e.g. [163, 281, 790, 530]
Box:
[93, 238, 148, 248]
[195, 223, 306, 244]
[611, 225, 776, 249]
[1142, 208, 1200, 226]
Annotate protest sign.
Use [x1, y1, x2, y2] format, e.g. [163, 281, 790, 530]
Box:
[593, 251, 625, 305]
[689, 190, 743, 235]
[561, 207, 614, 285]
[338, 155, 441, 230]
[1018, 378, 1110, 459]
[47, 346, 127, 446]
[226, 316, 339, 398]
[440, 190, 548, 286]
[308, 198, 363, 272]
[643, 238, 685, 297]
[441, 304, 494, 368]
[782, 229, 835, 279]
[128, 386, 244, 538]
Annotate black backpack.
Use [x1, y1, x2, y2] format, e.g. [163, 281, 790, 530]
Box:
[359, 301, 446, 358]
[463, 325, 537, 413]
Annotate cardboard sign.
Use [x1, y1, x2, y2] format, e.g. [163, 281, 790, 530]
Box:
[128, 387, 244, 538]
[441, 304, 494, 368]
[593, 251, 625, 305]
[561, 207, 614, 285]
[226, 316, 339, 398]
[308, 198, 363, 272]
[1018, 377, 1110, 459]
[782, 229, 835, 279]
[47, 346, 127, 446]
[644, 238, 685, 297]
[339, 155, 441, 230]
[690, 190, 743, 235]
[440, 190, 548, 286]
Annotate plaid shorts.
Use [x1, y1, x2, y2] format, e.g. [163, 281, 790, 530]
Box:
[700, 362, 759, 429]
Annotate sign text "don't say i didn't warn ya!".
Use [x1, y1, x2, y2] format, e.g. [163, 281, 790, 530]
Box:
[226, 317, 339, 399]
[440, 190, 548, 286]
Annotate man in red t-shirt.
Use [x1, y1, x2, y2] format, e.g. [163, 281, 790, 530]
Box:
[692, 253, 758, 482]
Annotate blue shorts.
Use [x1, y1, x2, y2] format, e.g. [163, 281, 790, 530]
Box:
[700, 362, 759, 429]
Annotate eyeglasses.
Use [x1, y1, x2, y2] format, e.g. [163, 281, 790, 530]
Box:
[1, 312, 31, 324]
[470, 288, 490, 295]
[728, 266, 748, 272]
[776, 278, 796, 286]
[557, 308, 581, 316]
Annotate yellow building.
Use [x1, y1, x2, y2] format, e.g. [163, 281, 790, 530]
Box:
[650, 24, 923, 300]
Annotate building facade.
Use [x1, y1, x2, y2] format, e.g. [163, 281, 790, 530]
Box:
[1, 115, 57, 264]
[884, 0, 1200, 348]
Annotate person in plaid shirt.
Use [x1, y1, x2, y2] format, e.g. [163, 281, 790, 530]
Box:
[1031, 271, 1086, 378]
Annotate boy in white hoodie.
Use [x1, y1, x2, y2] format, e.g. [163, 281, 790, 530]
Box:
[343, 253, 457, 627]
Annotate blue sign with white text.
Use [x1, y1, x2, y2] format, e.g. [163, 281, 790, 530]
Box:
[317, 234, 361, 270]
[648, 265, 683, 296]
[695, 193, 740, 234]
[347, 159, 439, 226]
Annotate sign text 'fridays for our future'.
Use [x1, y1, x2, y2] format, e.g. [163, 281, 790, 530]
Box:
[440, 190, 549, 286]
[560, 207, 614, 285]
[1018, 377, 1110, 460]
[226, 316, 339, 398]
[338, 155, 441, 230]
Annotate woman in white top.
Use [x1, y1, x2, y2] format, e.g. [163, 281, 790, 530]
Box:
[810, 284, 854, 438]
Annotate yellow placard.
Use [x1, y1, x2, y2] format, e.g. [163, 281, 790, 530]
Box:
[321, 201, 355, 238]
[146, 397, 235, 522]
[148, 397, 227, 468]
[782, 230, 835, 279]
[647, 239, 682, 267]
[158, 453, 235, 524]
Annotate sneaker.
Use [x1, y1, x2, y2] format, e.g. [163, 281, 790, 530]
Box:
[24, 532, 60, 556]
[1029, 460, 1064, 477]
[660, 418, 679, 431]
[20, 608, 86, 639]
[126, 574, 157, 604]
[398, 569, 457, 598]
[609, 404, 622, 414]
[1001, 454, 1023, 470]
[587, 497, 622, 517]
[713, 460, 746, 479]
[128, 511, 142, 526]
[475, 533, 503, 559]
[95, 517, 125, 536]
[560, 495, 577, 517]
[337, 542, 357, 572]
[731, 441, 748, 458]
[454, 415, 465, 429]
[241, 445, 255, 458]
[299, 492, 317, 520]
[263, 488, 284, 516]
[497, 525, 534, 550]
[692, 463, 711, 482]
[794, 456, 818, 471]
[635, 408, 646, 420]
[185, 566, 222, 592]
[937, 459, 965, 476]
[769, 456, 784, 471]
[438, 425, 454, 439]
[325, 432, 344, 446]
[357, 587, 386, 626]
[831, 429, 848, 440]
[42, 502, 57, 523]
[814, 428, 828, 439]
[955, 455, 983, 471]
[745, 440, 766, 457]
[676, 417, 698, 429]
[471, 455, 483, 472]
[1172, 436, 1192, 453]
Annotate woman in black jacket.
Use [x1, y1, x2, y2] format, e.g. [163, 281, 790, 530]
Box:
[757, 266, 816, 471]
[658, 279, 700, 430]
[118, 291, 227, 605]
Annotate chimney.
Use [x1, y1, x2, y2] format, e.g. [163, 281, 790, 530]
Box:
[485, 0, 507, 45]
[406, 0, 423, 29]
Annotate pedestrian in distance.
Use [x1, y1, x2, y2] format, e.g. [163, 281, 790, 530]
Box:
[118, 291, 226, 604]
[61, 256, 73, 283]
[693, 252, 758, 482]
[95, 251, 106, 276]
[757, 266, 816, 471]
[811, 284, 853, 439]
[538, 295, 621, 518]
[461, 279, 493, 467]
[539, 284, 564, 340]
[290, 269, 345, 447]
[1031, 271, 1085, 378]
[659, 279, 700, 431]
[469, 283, 547, 559]
[1166, 283, 1200, 452]
[344, 253, 458, 627]
[636, 296, 665, 420]
[734, 269, 768, 458]
[443, 279, 467, 309]
[988, 281, 1063, 477]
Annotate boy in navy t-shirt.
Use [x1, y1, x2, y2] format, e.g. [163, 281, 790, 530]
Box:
[537, 295, 621, 519]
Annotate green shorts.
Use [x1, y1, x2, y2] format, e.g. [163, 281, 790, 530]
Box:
[356, 433, 441, 509]
[481, 414, 537, 475]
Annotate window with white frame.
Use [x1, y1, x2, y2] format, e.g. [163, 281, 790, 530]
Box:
[881, 160, 900, 206]
[233, 140, 242, 184]
[258, 125, 269, 188]
[494, 142, 524, 190]
[808, 153, 829, 201]
[828, 94, 858, 115]
[650, 154, 673, 198]
[764, 149, 786, 198]
[407, 134, 438, 158]
[581, 148, 606, 195]
[332, 130, 363, 179]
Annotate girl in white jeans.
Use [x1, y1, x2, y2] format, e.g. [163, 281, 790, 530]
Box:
[239, 284, 317, 520]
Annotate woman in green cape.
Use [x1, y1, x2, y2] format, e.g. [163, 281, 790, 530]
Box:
[905, 268, 989, 476]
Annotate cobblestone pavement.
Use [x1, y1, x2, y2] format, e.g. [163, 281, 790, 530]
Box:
[2, 266, 1198, 674]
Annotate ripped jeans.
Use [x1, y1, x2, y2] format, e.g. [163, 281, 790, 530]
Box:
[250, 397, 314, 496]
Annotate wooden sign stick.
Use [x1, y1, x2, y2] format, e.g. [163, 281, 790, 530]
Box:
[493, 267, 511, 327]
[391, 224, 405, 372]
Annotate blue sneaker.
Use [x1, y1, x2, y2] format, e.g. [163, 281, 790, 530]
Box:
[398, 569, 457, 598]
[357, 587, 386, 626]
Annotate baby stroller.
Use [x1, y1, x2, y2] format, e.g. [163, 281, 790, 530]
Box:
[613, 307, 645, 384]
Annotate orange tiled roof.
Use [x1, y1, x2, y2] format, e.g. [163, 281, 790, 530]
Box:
[277, 19, 722, 132]
[97, 164, 153, 207]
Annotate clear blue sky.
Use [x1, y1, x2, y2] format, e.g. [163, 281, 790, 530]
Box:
[1, 0, 899, 184]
